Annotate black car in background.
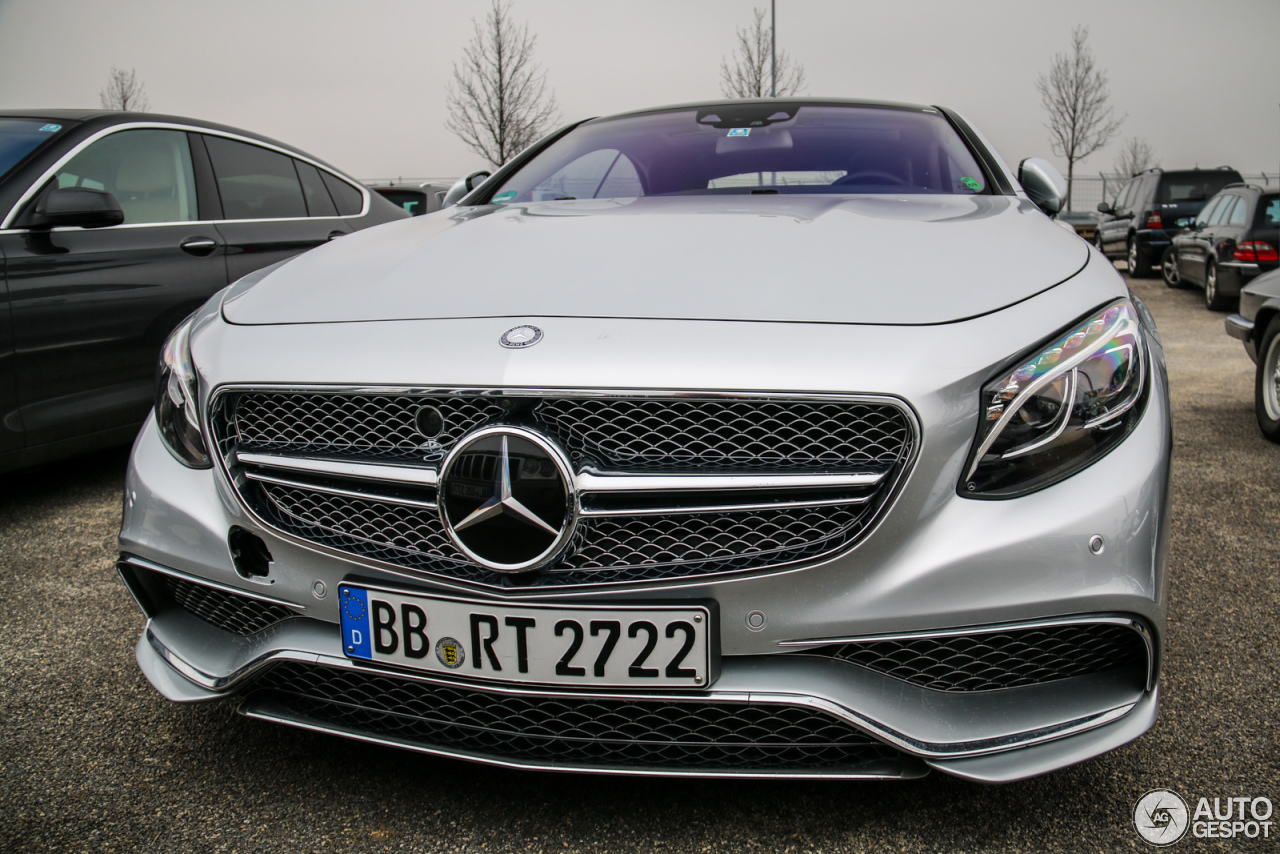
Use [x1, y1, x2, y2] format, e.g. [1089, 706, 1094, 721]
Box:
[0, 110, 408, 473]
[1096, 166, 1242, 277]
[1163, 184, 1279, 310]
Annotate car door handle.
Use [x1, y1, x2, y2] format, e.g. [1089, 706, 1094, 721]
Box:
[180, 237, 220, 256]
[327, 230, 350, 241]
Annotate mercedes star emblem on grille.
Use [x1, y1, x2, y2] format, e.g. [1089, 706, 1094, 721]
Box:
[438, 426, 576, 572]
[499, 325, 543, 348]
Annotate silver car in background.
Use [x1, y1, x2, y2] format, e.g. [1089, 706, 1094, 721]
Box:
[119, 99, 1170, 782]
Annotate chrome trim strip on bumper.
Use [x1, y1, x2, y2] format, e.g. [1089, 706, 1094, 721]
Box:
[1225, 314, 1255, 342]
[120, 554, 307, 612]
[143, 627, 1141, 761]
[778, 613, 1157, 692]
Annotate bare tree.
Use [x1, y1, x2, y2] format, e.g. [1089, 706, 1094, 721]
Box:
[445, 0, 559, 168]
[99, 66, 150, 112]
[720, 7, 806, 99]
[1113, 136, 1158, 178]
[1035, 26, 1123, 210]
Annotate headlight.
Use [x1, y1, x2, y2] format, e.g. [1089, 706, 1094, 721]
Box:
[961, 300, 1147, 498]
[155, 314, 211, 468]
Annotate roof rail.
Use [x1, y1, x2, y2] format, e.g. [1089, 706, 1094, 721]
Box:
[1223, 182, 1264, 192]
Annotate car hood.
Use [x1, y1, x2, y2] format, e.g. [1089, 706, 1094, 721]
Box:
[222, 194, 1090, 326]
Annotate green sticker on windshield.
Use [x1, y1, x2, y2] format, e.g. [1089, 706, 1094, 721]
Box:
[492, 191, 517, 203]
[961, 177, 982, 191]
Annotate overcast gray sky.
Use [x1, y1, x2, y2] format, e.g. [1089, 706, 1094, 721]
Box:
[1, 0, 1276, 184]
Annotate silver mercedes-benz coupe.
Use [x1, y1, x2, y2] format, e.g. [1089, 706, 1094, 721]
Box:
[118, 100, 1171, 782]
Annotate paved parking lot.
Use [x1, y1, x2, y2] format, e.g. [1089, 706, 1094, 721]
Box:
[1, 271, 1276, 853]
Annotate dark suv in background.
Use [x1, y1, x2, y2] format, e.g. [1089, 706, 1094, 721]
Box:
[1096, 167, 1242, 277]
[1163, 184, 1279, 310]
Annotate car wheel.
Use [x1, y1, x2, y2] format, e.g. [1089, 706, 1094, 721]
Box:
[1161, 249, 1186, 289]
[1204, 261, 1229, 311]
[1256, 316, 1280, 443]
[1127, 237, 1151, 278]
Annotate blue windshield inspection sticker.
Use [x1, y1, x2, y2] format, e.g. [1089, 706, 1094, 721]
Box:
[727, 128, 751, 137]
[39, 124, 62, 133]
[492, 190, 517, 203]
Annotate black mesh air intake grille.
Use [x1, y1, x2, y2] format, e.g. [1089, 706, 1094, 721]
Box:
[250, 662, 905, 773]
[162, 574, 295, 636]
[811, 622, 1149, 692]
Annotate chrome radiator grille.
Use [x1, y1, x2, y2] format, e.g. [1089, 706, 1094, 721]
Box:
[248, 662, 908, 774]
[212, 389, 916, 589]
[807, 622, 1149, 692]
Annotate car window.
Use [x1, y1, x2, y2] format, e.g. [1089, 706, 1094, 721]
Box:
[375, 188, 428, 215]
[1158, 172, 1242, 203]
[204, 135, 307, 220]
[320, 170, 364, 216]
[1207, 196, 1234, 226]
[1226, 196, 1248, 226]
[1254, 195, 1280, 229]
[293, 160, 339, 217]
[526, 149, 644, 200]
[490, 105, 992, 201]
[1114, 181, 1135, 210]
[0, 118, 65, 182]
[48, 129, 198, 225]
[1195, 196, 1224, 227]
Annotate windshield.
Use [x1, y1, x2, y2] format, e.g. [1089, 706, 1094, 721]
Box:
[0, 118, 66, 182]
[489, 104, 991, 203]
[1157, 171, 1243, 203]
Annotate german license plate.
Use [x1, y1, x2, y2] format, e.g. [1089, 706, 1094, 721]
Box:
[338, 583, 713, 688]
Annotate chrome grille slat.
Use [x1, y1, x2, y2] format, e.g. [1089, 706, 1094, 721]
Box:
[212, 389, 917, 589]
[807, 623, 1148, 692]
[250, 662, 904, 772]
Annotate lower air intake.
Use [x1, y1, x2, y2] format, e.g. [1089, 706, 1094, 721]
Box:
[246, 662, 911, 776]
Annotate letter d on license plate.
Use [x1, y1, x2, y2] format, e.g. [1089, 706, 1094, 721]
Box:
[338, 583, 714, 689]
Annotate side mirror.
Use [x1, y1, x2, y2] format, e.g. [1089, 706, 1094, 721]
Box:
[1096, 201, 1114, 214]
[1017, 158, 1066, 216]
[28, 187, 124, 228]
[441, 170, 493, 207]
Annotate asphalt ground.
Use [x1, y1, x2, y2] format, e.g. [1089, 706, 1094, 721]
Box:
[1, 270, 1276, 854]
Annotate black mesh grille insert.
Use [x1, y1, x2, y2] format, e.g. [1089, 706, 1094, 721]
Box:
[211, 390, 917, 588]
[535, 398, 914, 472]
[252, 480, 875, 587]
[162, 574, 295, 636]
[250, 662, 904, 772]
[810, 622, 1148, 692]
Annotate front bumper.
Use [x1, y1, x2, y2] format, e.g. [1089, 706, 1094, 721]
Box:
[120, 340, 1171, 781]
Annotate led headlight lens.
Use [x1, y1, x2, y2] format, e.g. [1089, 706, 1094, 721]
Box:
[961, 300, 1147, 498]
[155, 315, 210, 468]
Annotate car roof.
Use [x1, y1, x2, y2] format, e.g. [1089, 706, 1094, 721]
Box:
[589, 97, 940, 124]
[0, 109, 338, 173]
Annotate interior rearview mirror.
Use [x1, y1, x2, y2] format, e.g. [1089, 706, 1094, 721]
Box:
[1017, 158, 1066, 216]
